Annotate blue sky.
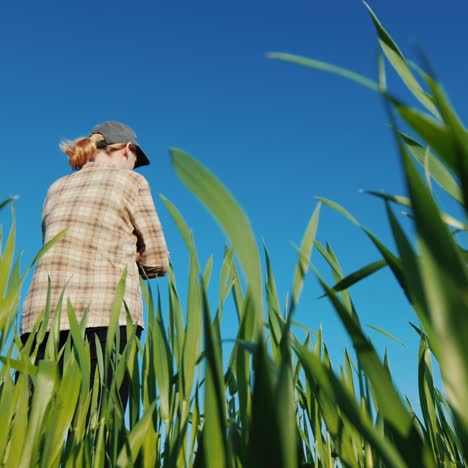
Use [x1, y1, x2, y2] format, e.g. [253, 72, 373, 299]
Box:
[1, 0, 467, 406]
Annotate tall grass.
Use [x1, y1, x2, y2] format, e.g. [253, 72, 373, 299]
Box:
[1, 3, 467, 466]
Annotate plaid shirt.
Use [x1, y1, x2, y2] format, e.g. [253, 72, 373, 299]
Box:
[21, 162, 169, 334]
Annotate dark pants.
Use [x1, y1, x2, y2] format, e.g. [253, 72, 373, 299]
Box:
[20, 325, 143, 410]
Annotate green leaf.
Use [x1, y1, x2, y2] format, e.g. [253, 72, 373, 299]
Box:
[183, 253, 203, 402]
[327, 259, 387, 294]
[67, 300, 91, 395]
[41, 357, 82, 466]
[170, 148, 263, 336]
[203, 256, 213, 287]
[116, 401, 157, 466]
[200, 282, 229, 468]
[0, 197, 18, 212]
[400, 132, 463, 203]
[246, 337, 284, 467]
[5, 374, 29, 467]
[189, 387, 201, 466]
[424, 73, 468, 213]
[315, 271, 431, 465]
[267, 52, 380, 92]
[364, 1, 439, 118]
[317, 198, 412, 312]
[0, 376, 17, 458]
[296, 344, 406, 468]
[264, 245, 284, 359]
[361, 227, 412, 302]
[0, 214, 16, 298]
[314, 240, 343, 277]
[364, 190, 411, 208]
[365, 190, 466, 231]
[161, 195, 198, 261]
[367, 325, 406, 347]
[275, 323, 298, 468]
[395, 104, 457, 173]
[216, 247, 236, 323]
[291, 203, 320, 310]
[167, 268, 185, 366]
[385, 204, 436, 355]
[399, 136, 468, 458]
[418, 337, 440, 461]
[105, 268, 128, 359]
[29, 229, 68, 268]
[316, 197, 359, 225]
[377, 50, 387, 91]
[161, 196, 203, 403]
[19, 360, 58, 467]
[152, 291, 173, 425]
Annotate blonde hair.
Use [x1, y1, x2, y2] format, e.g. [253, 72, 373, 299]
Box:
[60, 133, 127, 170]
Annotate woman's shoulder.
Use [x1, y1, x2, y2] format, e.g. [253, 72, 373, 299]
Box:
[47, 166, 150, 197]
[113, 168, 150, 191]
[47, 172, 74, 193]
[124, 169, 149, 184]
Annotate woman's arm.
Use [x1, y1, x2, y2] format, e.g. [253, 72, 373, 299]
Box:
[131, 177, 169, 279]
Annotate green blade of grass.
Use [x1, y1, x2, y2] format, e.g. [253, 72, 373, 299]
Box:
[264, 245, 283, 358]
[314, 240, 342, 277]
[67, 301, 91, 395]
[396, 104, 456, 173]
[216, 248, 236, 324]
[5, 374, 29, 467]
[153, 292, 173, 424]
[315, 271, 431, 465]
[41, 357, 82, 466]
[367, 325, 406, 347]
[183, 256, 203, 402]
[291, 203, 320, 311]
[400, 132, 463, 204]
[325, 259, 387, 294]
[116, 401, 157, 466]
[364, 190, 411, 208]
[0, 197, 18, 212]
[0, 214, 16, 298]
[203, 256, 213, 286]
[0, 376, 17, 458]
[168, 268, 185, 366]
[276, 320, 298, 468]
[200, 281, 229, 468]
[161, 195, 203, 403]
[170, 148, 263, 337]
[385, 204, 437, 357]
[246, 337, 284, 467]
[418, 337, 440, 461]
[377, 49, 387, 91]
[366, 190, 466, 231]
[267, 52, 380, 92]
[296, 344, 407, 468]
[364, 1, 439, 118]
[317, 197, 413, 302]
[29, 229, 68, 268]
[399, 136, 468, 459]
[316, 197, 359, 225]
[424, 73, 468, 214]
[19, 360, 58, 467]
[105, 268, 127, 359]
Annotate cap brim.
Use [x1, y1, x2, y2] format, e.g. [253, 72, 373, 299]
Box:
[134, 145, 150, 168]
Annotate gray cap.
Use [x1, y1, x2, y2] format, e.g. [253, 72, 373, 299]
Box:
[90, 121, 150, 168]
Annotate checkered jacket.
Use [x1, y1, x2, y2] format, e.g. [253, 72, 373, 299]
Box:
[21, 162, 169, 334]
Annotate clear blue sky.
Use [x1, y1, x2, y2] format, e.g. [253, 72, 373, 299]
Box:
[1, 0, 467, 406]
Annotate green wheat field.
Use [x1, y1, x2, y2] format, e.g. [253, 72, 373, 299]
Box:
[0, 4, 467, 467]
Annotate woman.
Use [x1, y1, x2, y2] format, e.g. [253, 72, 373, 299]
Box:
[21, 121, 169, 405]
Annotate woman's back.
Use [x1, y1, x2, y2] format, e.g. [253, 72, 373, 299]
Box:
[22, 162, 167, 333]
